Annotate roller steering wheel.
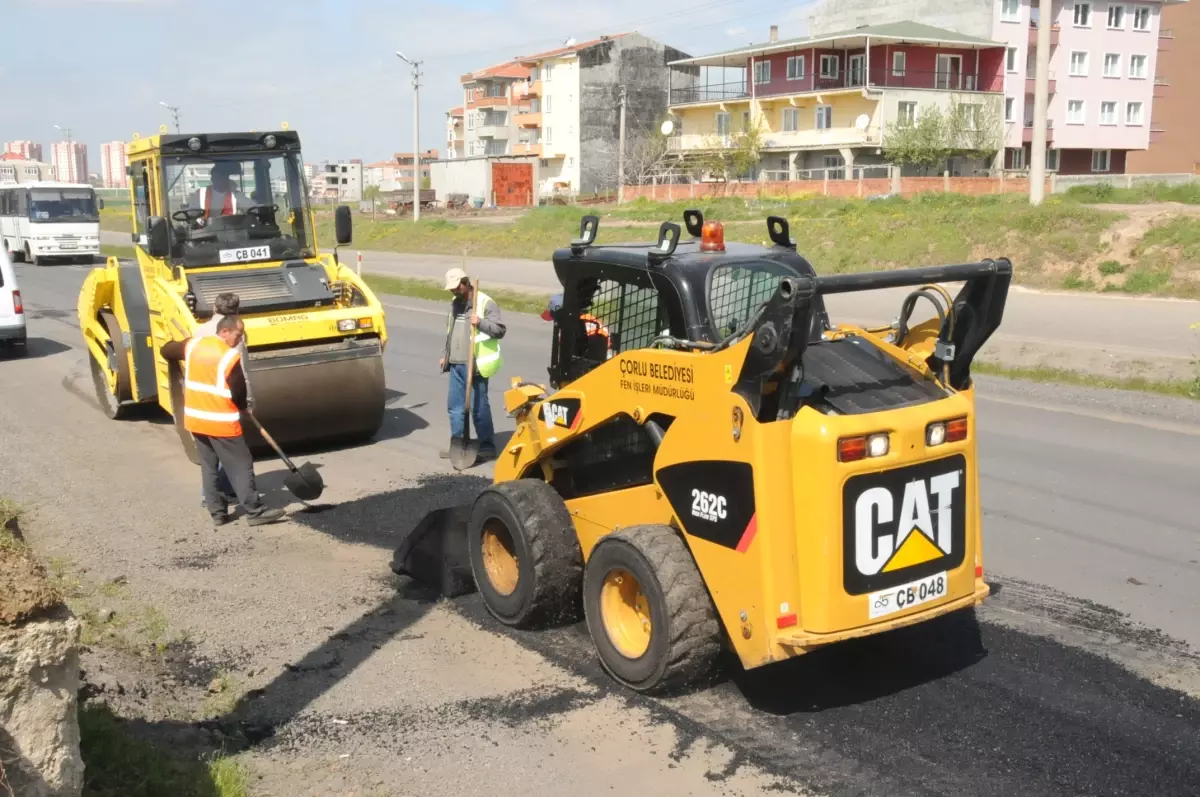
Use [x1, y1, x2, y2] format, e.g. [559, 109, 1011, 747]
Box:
[246, 204, 279, 224]
[172, 207, 205, 224]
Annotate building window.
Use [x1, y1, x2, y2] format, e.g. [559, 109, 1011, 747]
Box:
[1046, 149, 1059, 171]
[815, 104, 833, 129]
[1126, 100, 1144, 125]
[742, 110, 751, 131]
[1107, 4, 1124, 28]
[898, 101, 917, 125]
[1091, 149, 1111, 172]
[1103, 53, 1121, 77]
[787, 55, 805, 80]
[716, 112, 731, 137]
[544, 127, 552, 145]
[544, 63, 553, 81]
[962, 103, 982, 130]
[545, 95, 552, 112]
[753, 60, 771, 84]
[1129, 54, 1147, 78]
[1074, 2, 1091, 26]
[1010, 147, 1026, 170]
[893, 51, 906, 76]
[1100, 101, 1117, 124]
[782, 107, 800, 132]
[1007, 47, 1018, 72]
[1005, 97, 1015, 121]
[1001, 0, 1020, 21]
[1067, 99, 1085, 124]
[1069, 51, 1089, 75]
[820, 54, 839, 77]
[1133, 7, 1150, 30]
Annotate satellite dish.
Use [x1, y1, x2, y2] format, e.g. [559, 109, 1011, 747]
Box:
[565, 37, 576, 46]
[855, 113, 870, 131]
[660, 119, 675, 136]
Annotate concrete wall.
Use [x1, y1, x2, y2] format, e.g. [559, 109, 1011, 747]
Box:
[430, 157, 493, 204]
[1052, 171, 1197, 191]
[577, 33, 696, 195]
[805, 0, 996, 39]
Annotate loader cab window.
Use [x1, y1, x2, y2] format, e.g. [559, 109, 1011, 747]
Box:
[130, 161, 151, 238]
[707, 261, 798, 340]
[160, 152, 312, 267]
[554, 275, 672, 384]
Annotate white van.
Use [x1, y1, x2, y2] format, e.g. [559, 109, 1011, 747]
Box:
[0, 181, 102, 265]
[0, 245, 26, 355]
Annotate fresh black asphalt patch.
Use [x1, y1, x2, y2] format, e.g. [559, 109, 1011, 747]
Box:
[287, 486, 1200, 797]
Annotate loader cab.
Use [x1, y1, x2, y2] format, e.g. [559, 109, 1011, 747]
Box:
[547, 211, 830, 388]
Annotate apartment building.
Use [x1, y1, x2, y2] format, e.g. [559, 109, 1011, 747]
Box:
[394, 150, 438, 189]
[666, 22, 1006, 178]
[1127, 0, 1197, 172]
[311, 160, 363, 201]
[100, 141, 129, 189]
[461, 60, 530, 159]
[0, 153, 51, 184]
[805, 0, 1183, 174]
[514, 33, 696, 195]
[51, 141, 87, 183]
[446, 108, 466, 159]
[4, 141, 43, 162]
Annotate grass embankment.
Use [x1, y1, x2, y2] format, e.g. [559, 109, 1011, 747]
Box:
[975, 362, 1200, 401]
[1063, 182, 1200, 205]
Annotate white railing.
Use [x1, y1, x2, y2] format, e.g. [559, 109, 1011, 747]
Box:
[666, 127, 881, 152]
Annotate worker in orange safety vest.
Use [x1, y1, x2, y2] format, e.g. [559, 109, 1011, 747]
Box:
[160, 315, 285, 529]
[189, 161, 253, 221]
[542, 293, 612, 359]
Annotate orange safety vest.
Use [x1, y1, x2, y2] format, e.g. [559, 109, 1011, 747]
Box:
[183, 336, 243, 437]
[199, 186, 236, 218]
[581, 313, 612, 352]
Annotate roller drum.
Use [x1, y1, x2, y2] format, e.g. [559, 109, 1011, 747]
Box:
[240, 337, 386, 452]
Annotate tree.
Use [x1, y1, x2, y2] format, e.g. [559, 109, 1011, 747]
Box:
[882, 96, 1003, 174]
[363, 185, 382, 201]
[694, 116, 766, 189]
[588, 131, 675, 193]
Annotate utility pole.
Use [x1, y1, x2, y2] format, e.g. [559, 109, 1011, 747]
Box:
[396, 51, 423, 222]
[617, 85, 627, 204]
[160, 102, 181, 133]
[1028, 2, 1052, 205]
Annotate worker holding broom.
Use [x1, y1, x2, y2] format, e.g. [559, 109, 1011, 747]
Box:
[439, 267, 504, 461]
[161, 315, 285, 528]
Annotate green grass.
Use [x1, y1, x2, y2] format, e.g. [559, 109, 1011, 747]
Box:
[364, 273, 551, 316]
[79, 703, 250, 797]
[101, 244, 135, 260]
[1064, 181, 1200, 205]
[99, 207, 131, 233]
[975, 361, 1200, 400]
[1098, 259, 1126, 276]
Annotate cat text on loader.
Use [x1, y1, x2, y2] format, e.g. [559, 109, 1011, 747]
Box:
[393, 211, 1011, 695]
[76, 129, 388, 457]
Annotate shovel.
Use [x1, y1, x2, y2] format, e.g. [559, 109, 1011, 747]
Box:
[247, 412, 325, 501]
[449, 278, 481, 471]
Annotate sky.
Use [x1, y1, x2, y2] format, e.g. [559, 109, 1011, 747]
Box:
[0, 0, 817, 167]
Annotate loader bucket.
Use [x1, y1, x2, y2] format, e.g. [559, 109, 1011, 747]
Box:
[391, 505, 476, 598]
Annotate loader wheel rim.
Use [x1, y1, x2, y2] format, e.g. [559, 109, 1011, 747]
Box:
[480, 520, 519, 597]
[600, 567, 652, 659]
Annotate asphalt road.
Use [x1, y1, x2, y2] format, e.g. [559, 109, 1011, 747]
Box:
[100, 230, 1200, 382]
[7, 259, 1200, 796]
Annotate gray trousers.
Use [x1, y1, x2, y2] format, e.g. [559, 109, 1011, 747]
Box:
[194, 433, 264, 516]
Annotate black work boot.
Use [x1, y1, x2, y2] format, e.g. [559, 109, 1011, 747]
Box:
[245, 507, 285, 527]
[212, 512, 231, 528]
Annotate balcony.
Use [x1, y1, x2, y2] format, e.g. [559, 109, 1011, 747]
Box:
[1023, 118, 1054, 143]
[514, 80, 542, 99]
[512, 142, 542, 156]
[667, 126, 880, 153]
[1028, 22, 1060, 46]
[1150, 122, 1166, 144]
[1025, 71, 1056, 95]
[669, 69, 991, 107]
[476, 125, 509, 139]
[467, 94, 514, 110]
[514, 110, 542, 128]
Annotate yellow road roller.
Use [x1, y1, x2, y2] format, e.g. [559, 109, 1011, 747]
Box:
[76, 129, 388, 457]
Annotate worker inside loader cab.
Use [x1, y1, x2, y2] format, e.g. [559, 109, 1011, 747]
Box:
[543, 292, 612, 362]
[189, 161, 253, 220]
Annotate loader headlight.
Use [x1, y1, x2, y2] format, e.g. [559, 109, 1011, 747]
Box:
[188, 137, 203, 151]
[867, 433, 890, 458]
[337, 319, 357, 332]
[263, 134, 277, 148]
[926, 416, 967, 446]
[927, 422, 946, 447]
[837, 432, 890, 462]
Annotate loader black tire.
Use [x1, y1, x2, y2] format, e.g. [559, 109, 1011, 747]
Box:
[583, 525, 723, 696]
[90, 311, 132, 420]
[467, 479, 583, 629]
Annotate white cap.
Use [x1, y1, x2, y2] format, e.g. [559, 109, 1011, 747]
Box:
[443, 267, 468, 291]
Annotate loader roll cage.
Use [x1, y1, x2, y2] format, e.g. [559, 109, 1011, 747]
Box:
[548, 211, 1012, 412]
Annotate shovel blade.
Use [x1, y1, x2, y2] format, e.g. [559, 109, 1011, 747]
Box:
[390, 505, 476, 597]
[284, 462, 324, 501]
[448, 436, 479, 471]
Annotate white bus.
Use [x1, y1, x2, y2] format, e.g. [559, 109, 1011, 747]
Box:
[0, 181, 103, 266]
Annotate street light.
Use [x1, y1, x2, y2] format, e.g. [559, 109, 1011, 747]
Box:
[396, 50, 423, 222]
[159, 101, 181, 134]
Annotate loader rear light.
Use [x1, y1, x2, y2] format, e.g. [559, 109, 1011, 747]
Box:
[927, 416, 968, 447]
[12, 290, 22, 315]
[700, 221, 725, 252]
[837, 432, 889, 462]
[358, 318, 373, 329]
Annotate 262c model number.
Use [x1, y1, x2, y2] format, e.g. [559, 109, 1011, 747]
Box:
[690, 489, 727, 522]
